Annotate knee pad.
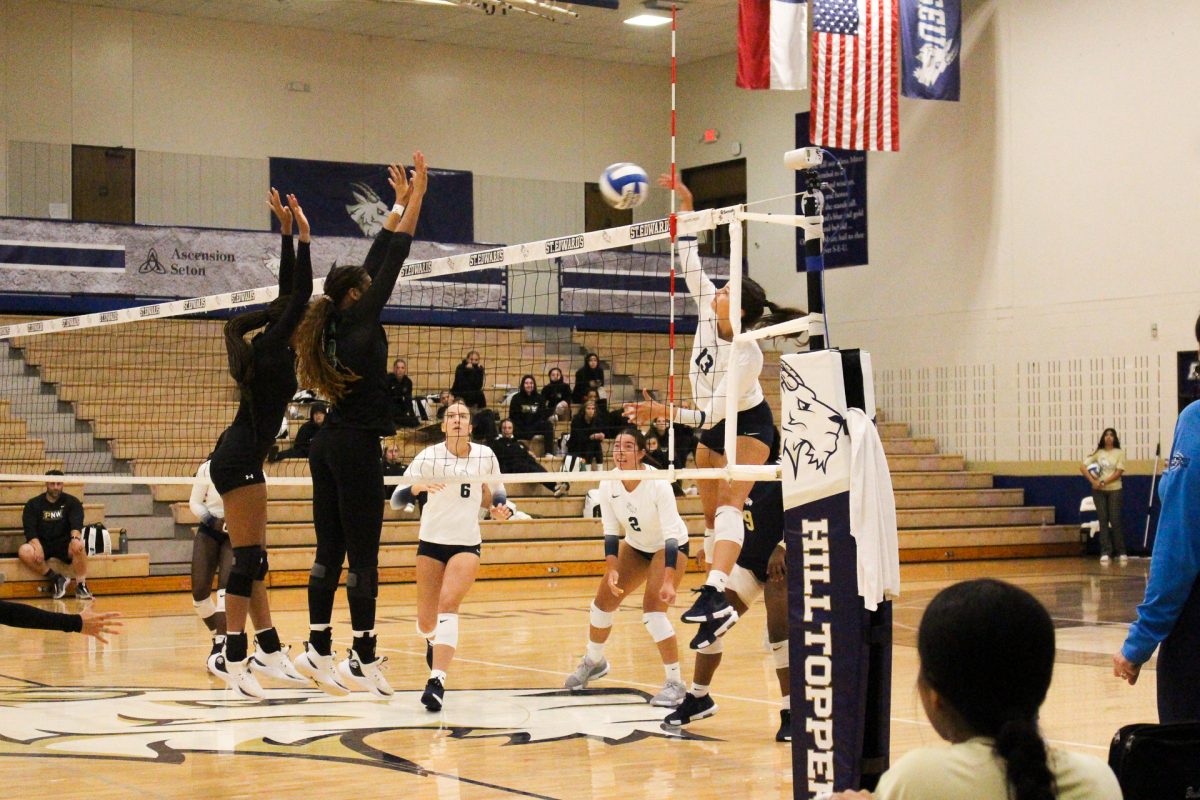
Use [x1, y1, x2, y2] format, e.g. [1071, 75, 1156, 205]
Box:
[434, 613, 459, 649]
[727, 565, 764, 607]
[415, 620, 435, 640]
[216, 588, 226, 613]
[697, 638, 724, 655]
[345, 568, 378, 600]
[770, 640, 788, 669]
[308, 561, 342, 590]
[589, 602, 614, 630]
[641, 611, 674, 643]
[714, 505, 745, 547]
[228, 545, 265, 598]
[193, 595, 217, 620]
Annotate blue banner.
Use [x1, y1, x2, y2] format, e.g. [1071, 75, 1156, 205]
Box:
[900, 0, 961, 101]
[268, 157, 474, 244]
[795, 112, 868, 270]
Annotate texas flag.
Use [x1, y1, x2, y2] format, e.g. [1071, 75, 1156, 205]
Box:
[737, 0, 809, 90]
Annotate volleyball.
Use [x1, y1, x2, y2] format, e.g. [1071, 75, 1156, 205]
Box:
[599, 162, 649, 209]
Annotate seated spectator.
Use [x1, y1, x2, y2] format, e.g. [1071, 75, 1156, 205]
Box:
[20, 470, 91, 600]
[472, 407, 499, 443]
[385, 358, 419, 428]
[435, 390, 453, 421]
[829, 579, 1121, 800]
[451, 349, 487, 408]
[542, 367, 573, 420]
[647, 414, 696, 470]
[493, 418, 559, 494]
[381, 442, 407, 501]
[509, 374, 558, 456]
[572, 352, 605, 404]
[644, 433, 670, 470]
[566, 399, 606, 468]
[269, 403, 325, 461]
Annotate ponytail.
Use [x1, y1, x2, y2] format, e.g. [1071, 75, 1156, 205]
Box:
[223, 309, 269, 389]
[994, 717, 1056, 800]
[741, 277, 807, 341]
[292, 296, 357, 405]
[759, 298, 809, 342]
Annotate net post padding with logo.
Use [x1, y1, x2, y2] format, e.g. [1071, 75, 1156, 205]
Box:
[781, 349, 891, 797]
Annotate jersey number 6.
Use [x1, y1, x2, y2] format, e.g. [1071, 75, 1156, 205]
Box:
[460, 484, 471, 498]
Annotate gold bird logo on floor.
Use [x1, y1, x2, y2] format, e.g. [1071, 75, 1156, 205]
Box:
[0, 684, 714, 788]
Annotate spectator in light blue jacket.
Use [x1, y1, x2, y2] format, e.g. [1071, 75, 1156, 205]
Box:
[1113, 312, 1200, 723]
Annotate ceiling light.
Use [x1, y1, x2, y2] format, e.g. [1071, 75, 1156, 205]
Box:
[624, 13, 671, 26]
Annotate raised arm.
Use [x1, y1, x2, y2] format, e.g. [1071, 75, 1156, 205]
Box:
[657, 174, 714, 301]
[268, 188, 295, 290]
[262, 195, 314, 344]
[360, 152, 428, 319]
[362, 160, 415, 277]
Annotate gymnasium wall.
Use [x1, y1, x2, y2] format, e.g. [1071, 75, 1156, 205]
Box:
[0, 0, 670, 239]
[678, 0, 1200, 460]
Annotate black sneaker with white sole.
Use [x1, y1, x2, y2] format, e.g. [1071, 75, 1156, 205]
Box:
[75, 582, 93, 600]
[681, 584, 735, 624]
[421, 676, 445, 711]
[688, 613, 738, 650]
[776, 709, 792, 742]
[663, 692, 718, 727]
[50, 574, 68, 600]
[207, 651, 229, 679]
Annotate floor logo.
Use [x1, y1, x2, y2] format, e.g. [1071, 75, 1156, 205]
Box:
[0, 684, 709, 793]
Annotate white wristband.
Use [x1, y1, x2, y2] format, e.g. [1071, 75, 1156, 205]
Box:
[391, 203, 406, 216]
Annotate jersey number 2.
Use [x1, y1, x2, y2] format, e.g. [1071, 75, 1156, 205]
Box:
[628, 517, 641, 532]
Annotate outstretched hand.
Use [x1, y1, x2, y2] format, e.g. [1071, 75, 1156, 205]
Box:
[410, 151, 428, 198]
[656, 173, 694, 211]
[605, 570, 624, 598]
[489, 504, 513, 521]
[268, 187, 293, 234]
[286, 194, 310, 242]
[388, 162, 412, 208]
[79, 608, 123, 643]
[623, 389, 668, 427]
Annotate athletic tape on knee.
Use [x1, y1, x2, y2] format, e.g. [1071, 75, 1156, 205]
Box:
[193, 596, 217, 619]
[216, 589, 226, 613]
[228, 545, 264, 597]
[641, 611, 674, 643]
[345, 568, 378, 599]
[697, 638, 724, 655]
[434, 613, 459, 650]
[714, 505, 745, 547]
[770, 640, 788, 669]
[589, 602, 614, 629]
[309, 561, 342, 589]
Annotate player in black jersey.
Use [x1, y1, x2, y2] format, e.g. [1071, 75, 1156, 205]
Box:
[665, 436, 792, 741]
[206, 190, 313, 700]
[291, 154, 428, 698]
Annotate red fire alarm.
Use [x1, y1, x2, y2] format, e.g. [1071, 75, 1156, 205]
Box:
[701, 128, 720, 144]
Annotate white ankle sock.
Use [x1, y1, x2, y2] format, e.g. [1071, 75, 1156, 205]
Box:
[585, 641, 605, 663]
[664, 662, 682, 683]
[431, 669, 447, 683]
[691, 682, 710, 698]
[705, 570, 728, 592]
[781, 694, 790, 710]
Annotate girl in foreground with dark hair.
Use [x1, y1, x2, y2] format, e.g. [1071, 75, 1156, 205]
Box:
[206, 189, 313, 699]
[830, 579, 1120, 800]
[291, 154, 427, 698]
[625, 174, 805, 651]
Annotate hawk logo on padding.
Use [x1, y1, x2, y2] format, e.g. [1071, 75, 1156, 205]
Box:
[346, 182, 389, 237]
[138, 248, 167, 274]
[912, 39, 958, 89]
[779, 361, 846, 476]
[0, 685, 711, 789]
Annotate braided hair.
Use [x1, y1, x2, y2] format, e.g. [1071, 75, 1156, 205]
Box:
[292, 265, 369, 405]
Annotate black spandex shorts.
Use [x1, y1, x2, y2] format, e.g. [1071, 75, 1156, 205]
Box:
[35, 536, 73, 564]
[698, 399, 775, 456]
[628, 540, 690, 562]
[198, 521, 231, 546]
[209, 426, 266, 495]
[417, 540, 481, 563]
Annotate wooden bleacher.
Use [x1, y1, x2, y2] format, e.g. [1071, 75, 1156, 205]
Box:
[0, 315, 1082, 596]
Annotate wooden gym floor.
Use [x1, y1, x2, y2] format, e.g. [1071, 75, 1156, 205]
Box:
[0, 557, 1155, 799]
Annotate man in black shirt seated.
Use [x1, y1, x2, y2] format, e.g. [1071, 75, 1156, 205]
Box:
[385, 358, 419, 428]
[19, 470, 91, 600]
[494, 418, 559, 494]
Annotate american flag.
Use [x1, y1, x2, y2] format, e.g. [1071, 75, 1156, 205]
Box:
[810, 0, 899, 151]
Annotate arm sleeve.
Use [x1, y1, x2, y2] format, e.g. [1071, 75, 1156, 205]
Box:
[0, 598, 83, 633]
[22, 500, 38, 542]
[359, 232, 414, 319]
[278, 233, 295, 291]
[599, 487, 620, 538]
[189, 465, 213, 524]
[677, 236, 715, 301]
[663, 537, 678, 569]
[362, 227, 396, 279]
[390, 485, 416, 509]
[264, 241, 314, 347]
[67, 496, 84, 532]
[1122, 429, 1200, 663]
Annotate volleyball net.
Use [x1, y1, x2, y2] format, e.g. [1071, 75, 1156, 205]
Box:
[0, 205, 813, 494]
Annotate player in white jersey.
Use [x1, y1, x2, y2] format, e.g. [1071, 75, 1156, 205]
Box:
[627, 175, 805, 651]
[563, 428, 690, 707]
[189, 447, 232, 672]
[391, 401, 513, 712]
